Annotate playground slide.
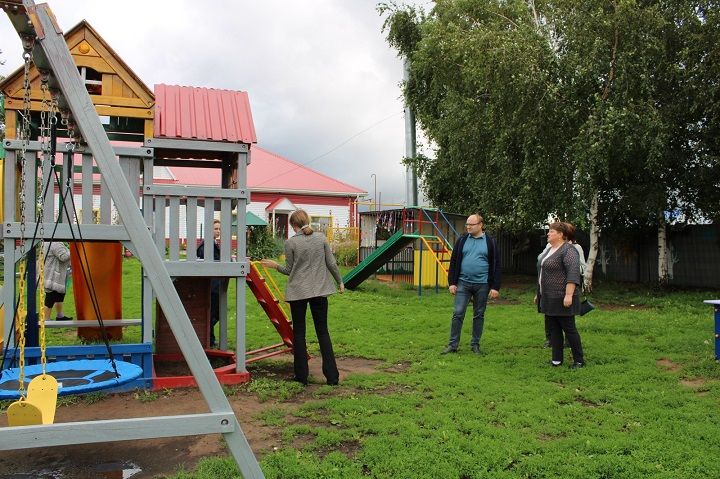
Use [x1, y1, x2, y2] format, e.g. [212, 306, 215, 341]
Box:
[70, 242, 123, 341]
[245, 262, 294, 348]
[343, 230, 417, 290]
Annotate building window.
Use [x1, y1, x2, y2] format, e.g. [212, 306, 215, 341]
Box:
[77, 66, 103, 95]
[311, 215, 332, 234]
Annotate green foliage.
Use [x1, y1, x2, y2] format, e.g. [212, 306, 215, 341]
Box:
[381, 0, 720, 233]
[247, 225, 282, 260]
[332, 240, 358, 267]
[242, 377, 305, 402]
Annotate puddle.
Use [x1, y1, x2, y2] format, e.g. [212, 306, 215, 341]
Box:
[95, 462, 142, 479]
[0, 462, 141, 479]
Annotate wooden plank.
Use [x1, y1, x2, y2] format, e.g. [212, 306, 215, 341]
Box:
[144, 185, 248, 200]
[81, 154, 93, 224]
[4, 110, 17, 140]
[100, 175, 111, 224]
[154, 196, 166, 256]
[4, 223, 130, 241]
[169, 196, 180, 261]
[221, 198, 232, 261]
[74, 55, 114, 73]
[44, 319, 142, 328]
[186, 197, 197, 261]
[145, 137, 248, 153]
[203, 198, 215, 261]
[0, 413, 236, 450]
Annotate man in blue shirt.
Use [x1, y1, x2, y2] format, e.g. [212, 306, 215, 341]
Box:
[442, 213, 501, 354]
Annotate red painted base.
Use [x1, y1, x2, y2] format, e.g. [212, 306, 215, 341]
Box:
[151, 350, 251, 390]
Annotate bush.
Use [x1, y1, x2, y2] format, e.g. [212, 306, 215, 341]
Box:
[247, 226, 282, 260]
[333, 240, 358, 267]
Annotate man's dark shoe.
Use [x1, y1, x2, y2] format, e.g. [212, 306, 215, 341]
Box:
[471, 345, 481, 355]
[56, 316, 72, 321]
[440, 346, 458, 355]
[569, 362, 585, 369]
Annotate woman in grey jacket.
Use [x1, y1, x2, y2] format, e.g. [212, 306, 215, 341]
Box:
[261, 210, 344, 385]
[535, 222, 584, 368]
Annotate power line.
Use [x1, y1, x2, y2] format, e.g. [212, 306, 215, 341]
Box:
[254, 110, 403, 187]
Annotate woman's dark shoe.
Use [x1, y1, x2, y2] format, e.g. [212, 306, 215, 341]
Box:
[569, 362, 585, 369]
[327, 380, 339, 386]
[292, 377, 308, 386]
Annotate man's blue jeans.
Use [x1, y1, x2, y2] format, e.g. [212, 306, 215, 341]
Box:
[448, 281, 490, 349]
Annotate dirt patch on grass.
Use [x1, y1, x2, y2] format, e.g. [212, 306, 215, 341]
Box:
[575, 396, 600, 408]
[0, 355, 393, 479]
[657, 358, 681, 371]
[680, 378, 708, 389]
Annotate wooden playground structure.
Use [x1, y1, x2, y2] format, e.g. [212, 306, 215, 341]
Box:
[0, 1, 276, 477]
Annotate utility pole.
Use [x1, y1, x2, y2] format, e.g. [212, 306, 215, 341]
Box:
[404, 58, 418, 207]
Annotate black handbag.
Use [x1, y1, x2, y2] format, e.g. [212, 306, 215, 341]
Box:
[579, 298, 595, 316]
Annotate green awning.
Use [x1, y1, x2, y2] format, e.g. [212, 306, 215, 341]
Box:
[234, 211, 267, 226]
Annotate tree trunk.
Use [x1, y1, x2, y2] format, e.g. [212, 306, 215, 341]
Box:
[657, 219, 668, 285]
[583, 192, 600, 292]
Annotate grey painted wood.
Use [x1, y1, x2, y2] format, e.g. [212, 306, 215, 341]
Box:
[0, 413, 236, 450]
[3, 140, 153, 158]
[99, 176, 111, 225]
[203, 198, 215, 260]
[22, 151, 35, 228]
[17, 6, 264, 477]
[4, 223, 130, 241]
[154, 197, 166, 256]
[44, 319, 141, 328]
[169, 196, 180, 261]
[146, 137, 249, 153]
[186, 196, 197, 261]
[144, 184, 248, 200]
[164, 261, 247, 277]
[221, 199, 232, 262]
[3, 239, 16, 345]
[81, 153, 93, 224]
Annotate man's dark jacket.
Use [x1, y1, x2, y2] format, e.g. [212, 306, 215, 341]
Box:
[448, 232, 501, 291]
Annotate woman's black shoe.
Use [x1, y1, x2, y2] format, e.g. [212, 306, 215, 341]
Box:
[292, 377, 308, 385]
[569, 362, 585, 369]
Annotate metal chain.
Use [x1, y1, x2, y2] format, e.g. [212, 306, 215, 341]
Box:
[16, 39, 35, 398]
[37, 74, 52, 373]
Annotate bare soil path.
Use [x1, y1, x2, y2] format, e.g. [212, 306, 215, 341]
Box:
[0, 356, 389, 478]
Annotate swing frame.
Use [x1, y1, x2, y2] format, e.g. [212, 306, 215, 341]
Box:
[0, 2, 264, 477]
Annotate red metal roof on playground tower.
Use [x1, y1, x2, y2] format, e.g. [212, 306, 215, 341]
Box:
[153, 84, 257, 143]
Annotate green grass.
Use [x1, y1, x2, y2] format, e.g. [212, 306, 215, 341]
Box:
[22, 258, 720, 478]
[167, 268, 719, 479]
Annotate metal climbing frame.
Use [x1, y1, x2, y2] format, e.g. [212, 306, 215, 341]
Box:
[0, 2, 264, 477]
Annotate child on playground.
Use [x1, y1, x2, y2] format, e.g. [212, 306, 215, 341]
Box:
[43, 241, 72, 321]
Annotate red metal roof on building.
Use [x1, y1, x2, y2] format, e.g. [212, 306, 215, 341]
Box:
[167, 146, 366, 196]
[154, 84, 257, 144]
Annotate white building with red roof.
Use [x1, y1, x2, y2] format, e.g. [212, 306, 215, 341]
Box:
[164, 145, 365, 239]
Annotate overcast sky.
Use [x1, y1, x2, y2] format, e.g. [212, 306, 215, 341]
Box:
[0, 0, 432, 207]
